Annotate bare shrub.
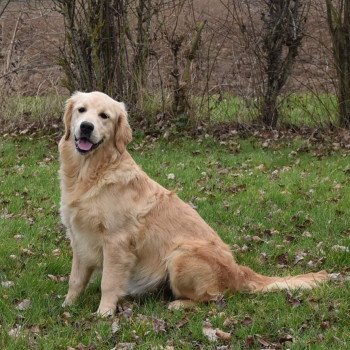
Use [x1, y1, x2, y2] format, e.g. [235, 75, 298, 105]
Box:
[0, 1, 64, 133]
[222, 1, 309, 128]
[54, 0, 158, 112]
[54, 1, 127, 97]
[130, 0, 154, 108]
[0, 0, 343, 131]
[153, 0, 208, 127]
[0, 1, 63, 95]
[260, 0, 309, 128]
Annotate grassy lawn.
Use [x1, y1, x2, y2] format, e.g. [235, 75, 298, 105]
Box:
[0, 134, 349, 349]
[201, 93, 337, 126]
[0, 93, 338, 131]
[1, 95, 66, 128]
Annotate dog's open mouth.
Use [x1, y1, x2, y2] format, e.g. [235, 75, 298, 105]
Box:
[75, 137, 103, 154]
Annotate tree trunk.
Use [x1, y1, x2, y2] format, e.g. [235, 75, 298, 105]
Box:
[326, 0, 350, 127]
[171, 21, 205, 118]
[338, 13, 350, 128]
[261, 91, 278, 128]
[130, 0, 152, 109]
[259, 0, 306, 128]
[339, 72, 350, 127]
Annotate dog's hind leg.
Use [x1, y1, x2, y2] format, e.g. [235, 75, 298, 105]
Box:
[166, 247, 231, 307]
[166, 243, 329, 310]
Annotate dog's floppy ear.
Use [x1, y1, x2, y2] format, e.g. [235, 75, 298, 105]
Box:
[115, 103, 132, 154]
[63, 97, 74, 140]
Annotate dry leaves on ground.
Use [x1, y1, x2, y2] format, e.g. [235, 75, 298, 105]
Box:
[202, 321, 231, 342]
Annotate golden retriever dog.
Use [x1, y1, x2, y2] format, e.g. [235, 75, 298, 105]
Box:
[59, 91, 329, 316]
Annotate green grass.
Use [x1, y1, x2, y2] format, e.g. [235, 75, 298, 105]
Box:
[1, 95, 66, 128]
[0, 135, 349, 349]
[279, 94, 338, 126]
[203, 93, 338, 126]
[1, 93, 338, 131]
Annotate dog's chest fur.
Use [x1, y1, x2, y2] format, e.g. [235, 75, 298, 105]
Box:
[59, 164, 152, 267]
[60, 183, 107, 266]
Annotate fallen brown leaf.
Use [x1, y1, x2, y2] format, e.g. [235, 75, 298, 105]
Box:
[223, 317, 238, 327]
[242, 316, 253, 326]
[1, 280, 14, 288]
[117, 304, 133, 319]
[202, 321, 217, 342]
[276, 253, 289, 267]
[152, 317, 167, 333]
[215, 328, 231, 342]
[320, 320, 331, 329]
[278, 334, 293, 344]
[331, 245, 349, 253]
[245, 335, 255, 347]
[112, 343, 135, 350]
[227, 184, 246, 194]
[256, 335, 280, 348]
[111, 319, 120, 334]
[15, 299, 31, 311]
[30, 325, 40, 334]
[52, 248, 61, 256]
[63, 311, 71, 319]
[76, 343, 96, 350]
[8, 325, 22, 338]
[286, 291, 301, 308]
[176, 315, 189, 329]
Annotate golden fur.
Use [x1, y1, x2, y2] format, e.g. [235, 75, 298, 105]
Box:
[59, 91, 329, 316]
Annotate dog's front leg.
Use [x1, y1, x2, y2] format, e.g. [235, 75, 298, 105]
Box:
[63, 247, 94, 307]
[97, 236, 136, 317]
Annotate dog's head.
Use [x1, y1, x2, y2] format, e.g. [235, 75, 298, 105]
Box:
[62, 91, 132, 155]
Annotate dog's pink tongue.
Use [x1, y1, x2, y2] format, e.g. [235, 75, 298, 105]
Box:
[78, 139, 93, 151]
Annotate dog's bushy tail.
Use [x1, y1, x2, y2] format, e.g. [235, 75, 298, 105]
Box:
[236, 265, 329, 293]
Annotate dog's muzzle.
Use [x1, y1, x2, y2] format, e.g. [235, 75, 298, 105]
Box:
[74, 121, 103, 154]
[75, 136, 103, 154]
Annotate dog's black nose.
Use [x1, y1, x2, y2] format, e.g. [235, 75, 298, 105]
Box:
[80, 121, 94, 135]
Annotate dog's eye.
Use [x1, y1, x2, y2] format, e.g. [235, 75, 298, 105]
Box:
[99, 112, 109, 119]
[78, 107, 86, 113]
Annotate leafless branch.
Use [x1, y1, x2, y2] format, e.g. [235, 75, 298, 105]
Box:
[0, 0, 11, 18]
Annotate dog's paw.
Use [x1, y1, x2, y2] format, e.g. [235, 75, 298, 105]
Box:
[95, 306, 115, 318]
[62, 297, 74, 308]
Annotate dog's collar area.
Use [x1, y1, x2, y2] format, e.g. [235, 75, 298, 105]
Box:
[74, 136, 104, 154]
